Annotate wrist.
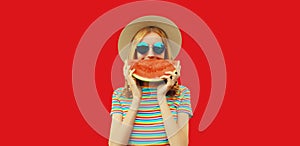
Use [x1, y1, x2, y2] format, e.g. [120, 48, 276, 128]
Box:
[157, 93, 166, 97]
[132, 97, 141, 103]
[157, 94, 167, 105]
[130, 98, 141, 111]
[132, 93, 141, 98]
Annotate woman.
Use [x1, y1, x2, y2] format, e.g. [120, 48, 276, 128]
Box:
[109, 16, 192, 146]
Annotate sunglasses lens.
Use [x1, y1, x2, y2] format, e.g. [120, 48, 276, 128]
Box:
[136, 46, 149, 54]
[153, 42, 165, 54]
[136, 42, 149, 54]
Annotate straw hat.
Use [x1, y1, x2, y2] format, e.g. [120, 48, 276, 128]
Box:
[118, 15, 182, 62]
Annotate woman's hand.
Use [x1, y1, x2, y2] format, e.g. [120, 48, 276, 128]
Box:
[157, 63, 181, 97]
[123, 60, 142, 100]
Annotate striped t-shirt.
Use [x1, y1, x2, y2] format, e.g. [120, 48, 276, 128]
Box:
[110, 85, 193, 146]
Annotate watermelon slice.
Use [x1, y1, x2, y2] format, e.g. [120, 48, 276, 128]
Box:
[129, 56, 179, 82]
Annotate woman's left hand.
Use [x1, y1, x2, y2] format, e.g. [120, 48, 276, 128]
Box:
[157, 64, 181, 97]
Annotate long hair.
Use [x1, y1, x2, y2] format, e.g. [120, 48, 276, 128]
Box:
[122, 26, 180, 97]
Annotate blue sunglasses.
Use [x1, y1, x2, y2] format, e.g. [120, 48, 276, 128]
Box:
[136, 42, 166, 55]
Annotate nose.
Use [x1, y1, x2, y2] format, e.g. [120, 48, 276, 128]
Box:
[146, 45, 154, 57]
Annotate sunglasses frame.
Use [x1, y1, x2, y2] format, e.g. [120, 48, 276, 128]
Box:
[136, 42, 166, 55]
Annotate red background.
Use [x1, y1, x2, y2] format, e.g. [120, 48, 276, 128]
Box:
[1, 0, 299, 145]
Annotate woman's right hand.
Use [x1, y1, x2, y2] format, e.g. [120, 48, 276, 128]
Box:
[123, 60, 142, 100]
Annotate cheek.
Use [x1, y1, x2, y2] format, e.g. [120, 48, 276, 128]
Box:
[137, 53, 146, 59]
[136, 52, 165, 59]
[160, 52, 165, 58]
[155, 52, 165, 59]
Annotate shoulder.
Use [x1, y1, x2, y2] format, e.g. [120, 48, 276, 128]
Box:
[112, 87, 125, 99]
[113, 87, 124, 94]
[173, 85, 192, 108]
[178, 85, 190, 95]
